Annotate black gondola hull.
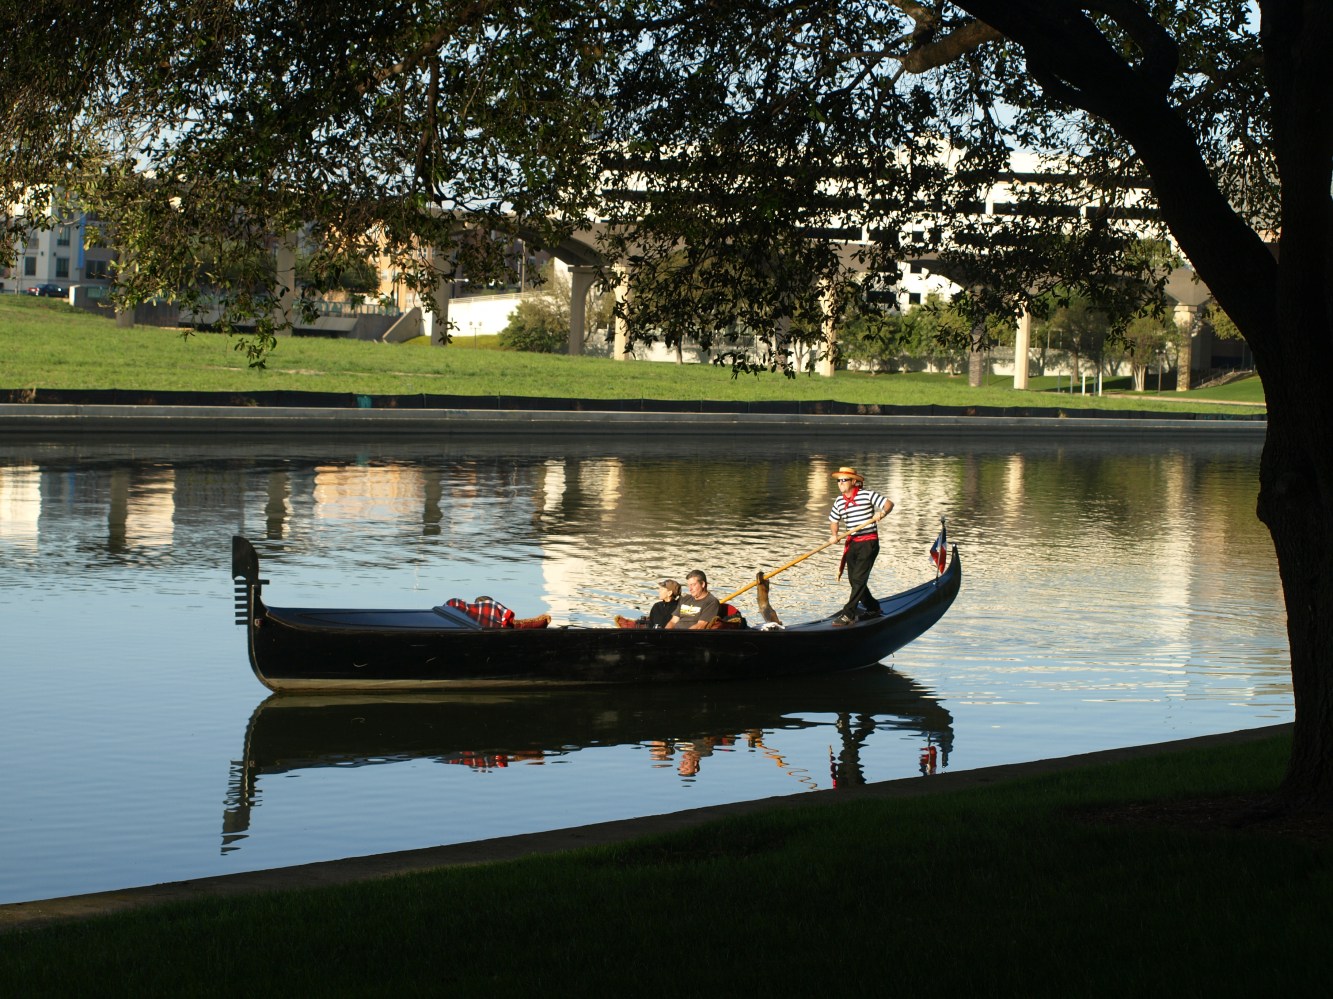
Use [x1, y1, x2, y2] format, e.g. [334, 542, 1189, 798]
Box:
[233, 536, 961, 691]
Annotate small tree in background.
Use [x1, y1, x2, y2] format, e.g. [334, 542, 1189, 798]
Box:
[1040, 295, 1109, 388]
[1115, 313, 1180, 391]
[838, 302, 909, 373]
[498, 299, 566, 353]
[912, 296, 996, 376]
[499, 261, 614, 353]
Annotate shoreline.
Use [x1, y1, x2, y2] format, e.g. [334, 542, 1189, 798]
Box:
[0, 722, 1291, 934]
[0, 402, 1268, 437]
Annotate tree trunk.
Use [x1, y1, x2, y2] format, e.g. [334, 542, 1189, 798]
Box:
[951, 0, 1332, 804]
[1257, 258, 1333, 799]
[967, 319, 986, 387]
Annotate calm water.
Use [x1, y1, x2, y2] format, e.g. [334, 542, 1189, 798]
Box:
[0, 432, 1290, 904]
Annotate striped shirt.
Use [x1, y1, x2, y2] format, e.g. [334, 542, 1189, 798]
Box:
[829, 487, 888, 539]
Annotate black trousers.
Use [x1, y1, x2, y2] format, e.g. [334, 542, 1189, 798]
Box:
[841, 539, 880, 617]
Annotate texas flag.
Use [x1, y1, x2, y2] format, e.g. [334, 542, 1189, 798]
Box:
[930, 523, 948, 573]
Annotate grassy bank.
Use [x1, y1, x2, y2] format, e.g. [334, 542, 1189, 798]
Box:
[0, 296, 1265, 414]
[4, 732, 1327, 995]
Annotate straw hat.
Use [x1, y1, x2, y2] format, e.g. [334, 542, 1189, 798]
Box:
[831, 466, 864, 482]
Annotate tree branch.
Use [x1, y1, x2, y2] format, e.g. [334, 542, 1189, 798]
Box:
[899, 17, 1004, 73]
[357, 2, 495, 93]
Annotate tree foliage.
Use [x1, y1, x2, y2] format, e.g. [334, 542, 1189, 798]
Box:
[498, 261, 614, 353]
[1205, 302, 1245, 342]
[3, 1, 613, 326]
[498, 299, 567, 353]
[840, 294, 978, 373]
[1114, 312, 1181, 391]
[3, 2, 1227, 362]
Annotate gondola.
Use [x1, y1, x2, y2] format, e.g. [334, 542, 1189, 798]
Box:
[231, 534, 961, 691]
[222, 671, 956, 845]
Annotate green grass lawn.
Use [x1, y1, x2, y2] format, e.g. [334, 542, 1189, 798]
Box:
[0, 295, 1265, 414]
[2, 732, 1325, 995]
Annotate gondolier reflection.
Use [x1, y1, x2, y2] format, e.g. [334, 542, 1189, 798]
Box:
[665, 569, 721, 630]
[828, 466, 894, 625]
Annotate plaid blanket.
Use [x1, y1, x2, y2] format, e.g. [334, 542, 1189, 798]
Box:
[446, 596, 516, 629]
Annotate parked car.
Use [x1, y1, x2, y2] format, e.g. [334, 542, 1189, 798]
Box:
[26, 284, 67, 298]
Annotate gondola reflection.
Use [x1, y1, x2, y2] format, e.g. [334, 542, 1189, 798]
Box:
[222, 667, 954, 851]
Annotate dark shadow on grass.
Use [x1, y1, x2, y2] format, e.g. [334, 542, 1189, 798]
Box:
[1073, 793, 1333, 842]
[595, 823, 793, 867]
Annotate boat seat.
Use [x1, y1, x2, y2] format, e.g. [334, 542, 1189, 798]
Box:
[431, 604, 485, 629]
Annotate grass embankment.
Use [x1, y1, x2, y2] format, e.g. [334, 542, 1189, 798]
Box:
[0, 296, 1265, 414]
[3, 733, 1327, 994]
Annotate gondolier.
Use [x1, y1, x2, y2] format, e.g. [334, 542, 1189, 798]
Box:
[828, 466, 894, 625]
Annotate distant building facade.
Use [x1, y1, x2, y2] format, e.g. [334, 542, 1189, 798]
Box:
[1, 206, 115, 295]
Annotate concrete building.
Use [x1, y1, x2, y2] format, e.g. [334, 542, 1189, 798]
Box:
[1, 207, 115, 296]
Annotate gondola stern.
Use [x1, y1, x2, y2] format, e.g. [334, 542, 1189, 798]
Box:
[232, 535, 260, 585]
[231, 536, 268, 623]
[232, 535, 279, 690]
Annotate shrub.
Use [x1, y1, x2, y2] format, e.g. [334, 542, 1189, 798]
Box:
[498, 299, 566, 353]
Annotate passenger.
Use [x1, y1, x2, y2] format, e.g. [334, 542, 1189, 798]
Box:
[665, 569, 720, 630]
[647, 578, 682, 629]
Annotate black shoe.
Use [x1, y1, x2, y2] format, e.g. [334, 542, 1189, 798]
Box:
[832, 613, 855, 626]
[859, 608, 882, 619]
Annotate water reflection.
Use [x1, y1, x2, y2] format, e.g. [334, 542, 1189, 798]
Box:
[0, 433, 1290, 905]
[0, 435, 1280, 630]
[222, 667, 953, 852]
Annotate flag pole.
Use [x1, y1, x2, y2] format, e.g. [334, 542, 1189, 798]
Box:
[931, 517, 948, 576]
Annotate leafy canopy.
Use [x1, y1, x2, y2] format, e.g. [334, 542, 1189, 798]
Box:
[1, 2, 1268, 367]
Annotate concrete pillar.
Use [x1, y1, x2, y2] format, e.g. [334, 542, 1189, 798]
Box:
[1173, 302, 1198, 391]
[568, 265, 598, 356]
[816, 281, 836, 377]
[612, 265, 630, 360]
[423, 245, 454, 346]
[1013, 308, 1031, 390]
[272, 234, 297, 332]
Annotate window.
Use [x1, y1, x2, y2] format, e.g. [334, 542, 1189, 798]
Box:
[23, 257, 36, 276]
[85, 259, 110, 280]
[908, 292, 922, 306]
[56, 227, 71, 246]
[55, 257, 70, 279]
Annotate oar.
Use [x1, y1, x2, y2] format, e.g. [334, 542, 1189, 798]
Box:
[718, 521, 878, 605]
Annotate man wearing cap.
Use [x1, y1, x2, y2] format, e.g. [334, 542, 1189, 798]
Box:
[828, 466, 894, 625]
